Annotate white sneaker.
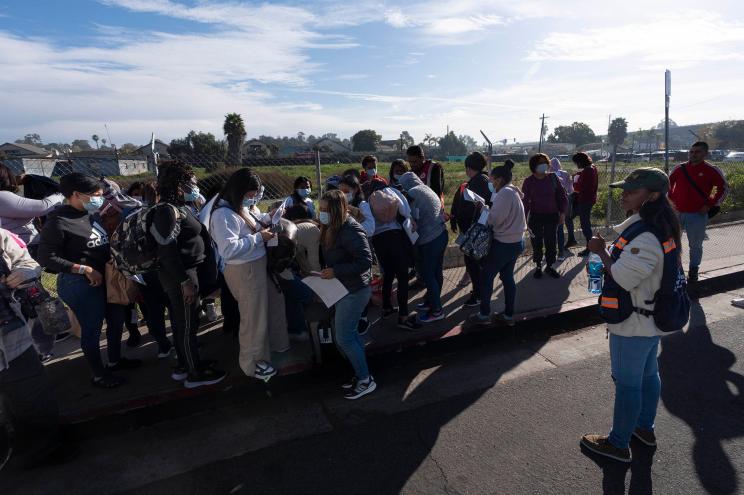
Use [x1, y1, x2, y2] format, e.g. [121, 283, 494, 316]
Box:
[205, 303, 218, 322]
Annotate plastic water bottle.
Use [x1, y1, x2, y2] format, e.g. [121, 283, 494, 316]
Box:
[587, 253, 604, 294]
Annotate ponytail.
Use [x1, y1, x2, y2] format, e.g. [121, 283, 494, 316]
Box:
[639, 195, 682, 250]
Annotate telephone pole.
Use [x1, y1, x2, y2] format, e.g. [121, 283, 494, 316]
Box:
[538, 113, 549, 153]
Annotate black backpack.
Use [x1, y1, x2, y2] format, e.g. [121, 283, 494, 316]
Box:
[110, 204, 184, 277]
[267, 218, 298, 274]
[599, 220, 690, 332]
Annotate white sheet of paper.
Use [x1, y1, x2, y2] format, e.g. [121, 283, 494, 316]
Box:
[463, 188, 485, 204]
[301, 276, 349, 308]
[402, 218, 419, 245]
[477, 207, 490, 225]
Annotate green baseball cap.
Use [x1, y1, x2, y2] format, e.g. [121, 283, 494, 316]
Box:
[609, 167, 669, 193]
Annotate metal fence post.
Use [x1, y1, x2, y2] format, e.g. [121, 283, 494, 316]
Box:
[315, 150, 322, 200]
[606, 149, 618, 228]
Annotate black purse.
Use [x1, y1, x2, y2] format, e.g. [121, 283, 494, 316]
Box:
[680, 164, 720, 219]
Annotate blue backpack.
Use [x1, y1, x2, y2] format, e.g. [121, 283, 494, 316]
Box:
[599, 220, 690, 332]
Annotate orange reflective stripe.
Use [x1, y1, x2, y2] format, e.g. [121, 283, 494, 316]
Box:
[601, 296, 619, 309]
[614, 237, 628, 250]
[663, 238, 676, 253]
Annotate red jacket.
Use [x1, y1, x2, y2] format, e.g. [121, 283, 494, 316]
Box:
[669, 161, 729, 213]
[575, 165, 598, 205]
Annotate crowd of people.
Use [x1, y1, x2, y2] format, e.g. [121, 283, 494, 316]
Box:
[0, 141, 730, 468]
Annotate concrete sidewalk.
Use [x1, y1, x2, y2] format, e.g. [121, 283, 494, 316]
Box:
[42, 221, 744, 422]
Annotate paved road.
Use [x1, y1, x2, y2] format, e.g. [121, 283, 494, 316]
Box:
[2, 291, 743, 494]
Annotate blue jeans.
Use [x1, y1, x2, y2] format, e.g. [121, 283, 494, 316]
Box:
[608, 334, 661, 449]
[680, 212, 707, 269]
[479, 239, 524, 317]
[334, 286, 372, 380]
[57, 273, 125, 377]
[417, 230, 448, 312]
[279, 275, 314, 335]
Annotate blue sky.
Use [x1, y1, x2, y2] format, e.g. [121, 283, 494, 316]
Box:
[1, 0, 743, 147]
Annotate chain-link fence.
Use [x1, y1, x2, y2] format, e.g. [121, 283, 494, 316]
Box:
[7, 152, 744, 300]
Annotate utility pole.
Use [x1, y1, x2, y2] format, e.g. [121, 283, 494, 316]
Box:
[538, 113, 549, 153]
[664, 70, 671, 173]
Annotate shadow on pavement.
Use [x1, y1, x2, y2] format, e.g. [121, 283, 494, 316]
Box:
[580, 439, 655, 495]
[659, 299, 744, 495]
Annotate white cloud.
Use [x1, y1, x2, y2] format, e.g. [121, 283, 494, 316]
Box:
[528, 11, 744, 64]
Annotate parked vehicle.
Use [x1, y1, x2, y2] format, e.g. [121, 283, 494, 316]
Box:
[723, 151, 744, 162]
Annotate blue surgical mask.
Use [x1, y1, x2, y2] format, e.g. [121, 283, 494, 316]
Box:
[393, 174, 402, 181]
[367, 168, 377, 177]
[297, 188, 311, 198]
[184, 186, 200, 202]
[488, 182, 496, 194]
[243, 197, 257, 208]
[318, 211, 330, 225]
[536, 164, 548, 174]
[84, 195, 104, 212]
[345, 192, 354, 203]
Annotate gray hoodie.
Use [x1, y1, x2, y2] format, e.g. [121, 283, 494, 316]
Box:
[398, 172, 445, 245]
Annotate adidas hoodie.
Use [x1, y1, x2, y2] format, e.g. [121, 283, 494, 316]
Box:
[37, 205, 111, 274]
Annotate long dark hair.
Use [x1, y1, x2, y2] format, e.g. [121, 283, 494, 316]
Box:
[640, 195, 682, 250]
[340, 174, 363, 207]
[215, 168, 261, 228]
[157, 160, 194, 204]
[0, 162, 18, 192]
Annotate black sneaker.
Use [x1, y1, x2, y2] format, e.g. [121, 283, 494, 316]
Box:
[255, 361, 277, 383]
[382, 307, 398, 319]
[533, 267, 543, 279]
[462, 294, 480, 308]
[126, 329, 141, 348]
[184, 368, 227, 389]
[344, 376, 377, 400]
[171, 366, 188, 381]
[545, 267, 561, 279]
[357, 317, 370, 336]
[397, 315, 422, 331]
[107, 357, 143, 371]
[580, 434, 631, 463]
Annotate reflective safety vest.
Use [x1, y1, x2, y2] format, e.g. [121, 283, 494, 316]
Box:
[599, 220, 690, 332]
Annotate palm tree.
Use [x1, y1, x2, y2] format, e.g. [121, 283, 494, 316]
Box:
[223, 113, 246, 165]
[91, 134, 100, 150]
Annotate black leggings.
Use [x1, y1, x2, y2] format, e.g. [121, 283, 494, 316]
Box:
[528, 212, 559, 267]
[372, 229, 412, 317]
[159, 268, 202, 372]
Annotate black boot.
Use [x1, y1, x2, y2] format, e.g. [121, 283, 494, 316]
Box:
[688, 266, 699, 283]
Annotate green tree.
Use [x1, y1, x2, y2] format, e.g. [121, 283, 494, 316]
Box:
[399, 131, 415, 150]
[168, 131, 226, 170]
[71, 139, 92, 151]
[713, 120, 744, 149]
[91, 134, 100, 149]
[608, 118, 628, 154]
[547, 122, 597, 146]
[223, 113, 246, 165]
[118, 143, 139, 155]
[458, 134, 479, 151]
[15, 133, 42, 146]
[438, 131, 468, 156]
[351, 129, 381, 152]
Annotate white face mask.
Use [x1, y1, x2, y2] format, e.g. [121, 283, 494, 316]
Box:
[367, 168, 377, 177]
[345, 192, 354, 203]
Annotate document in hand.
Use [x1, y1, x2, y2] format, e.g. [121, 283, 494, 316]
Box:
[463, 188, 485, 204]
[301, 276, 349, 308]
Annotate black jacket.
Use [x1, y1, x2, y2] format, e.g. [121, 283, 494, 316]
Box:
[38, 205, 111, 274]
[321, 217, 372, 293]
[150, 203, 207, 286]
[450, 173, 491, 232]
